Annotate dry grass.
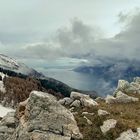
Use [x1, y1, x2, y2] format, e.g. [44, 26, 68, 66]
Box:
[0, 76, 65, 108]
[73, 93, 140, 140]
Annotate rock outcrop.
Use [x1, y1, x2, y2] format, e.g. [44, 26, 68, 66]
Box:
[0, 111, 16, 140]
[105, 91, 139, 104]
[0, 91, 83, 140]
[100, 119, 117, 134]
[114, 77, 140, 95]
[59, 91, 98, 108]
[58, 97, 73, 106]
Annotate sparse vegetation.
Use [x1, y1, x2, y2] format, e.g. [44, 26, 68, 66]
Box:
[72, 93, 140, 140]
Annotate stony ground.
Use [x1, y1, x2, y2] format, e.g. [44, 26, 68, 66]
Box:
[72, 93, 140, 140]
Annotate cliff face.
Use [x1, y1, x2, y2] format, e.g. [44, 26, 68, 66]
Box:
[0, 77, 140, 140]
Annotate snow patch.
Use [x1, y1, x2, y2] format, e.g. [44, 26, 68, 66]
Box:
[0, 104, 15, 118]
[0, 72, 7, 93]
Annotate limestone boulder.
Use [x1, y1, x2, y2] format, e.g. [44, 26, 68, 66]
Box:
[58, 97, 73, 106]
[100, 119, 117, 134]
[70, 100, 81, 108]
[0, 111, 16, 140]
[105, 95, 116, 104]
[98, 109, 110, 116]
[80, 96, 98, 107]
[106, 91, 139, 104]
[117, 80, 130, 91]
[116, 129, 140, 140]
[10, 91, 83, 140]
[116, 91, 139, 103]
[70, 91, 89, 100]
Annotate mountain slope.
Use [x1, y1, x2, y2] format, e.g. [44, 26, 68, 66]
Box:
[74, 62, 140, 95]
[0, 54, 44, 78]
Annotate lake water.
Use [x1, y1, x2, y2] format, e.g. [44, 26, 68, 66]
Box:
[40, 68, 115, 97]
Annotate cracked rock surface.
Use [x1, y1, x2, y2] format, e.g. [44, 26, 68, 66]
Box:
[1, 91, 83, 140]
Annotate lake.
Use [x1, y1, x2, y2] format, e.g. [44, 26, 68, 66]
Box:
[40, 68, 115, 97]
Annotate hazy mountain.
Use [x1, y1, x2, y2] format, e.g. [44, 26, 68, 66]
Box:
[74, 60, 140, 95]
[0, 54, 44, 78]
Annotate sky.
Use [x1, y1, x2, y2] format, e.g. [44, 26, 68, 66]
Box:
[1, 0, 140, 69]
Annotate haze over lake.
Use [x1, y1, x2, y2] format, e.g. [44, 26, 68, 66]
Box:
[39, 67, 115, 97]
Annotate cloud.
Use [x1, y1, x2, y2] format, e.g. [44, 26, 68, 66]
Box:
[22, 19, 102, 60]
[2, 8, 140, 68]
[22, 9, 140, 62]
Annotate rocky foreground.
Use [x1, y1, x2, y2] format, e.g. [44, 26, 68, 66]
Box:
[0, 77, 140, 139]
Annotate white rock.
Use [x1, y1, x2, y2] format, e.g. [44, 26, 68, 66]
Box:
[80, 96, 98, 107]
[72, 112, 78, 115]
[98, 109, 110, 116]
[13, 91, 83, 140]
[0, 104, 15, 118]
[137, 128, 140, 137]
[116, 129, 140, 140]
[116, 91, 139, 103]
[70, 100, 81, 108]
[70, 91, 98, 107]
[69, 107, 74, 112]
[0, 72, 7, 93]
[106, 92, 139, 104]
[95, 97, 105, 102]
[83, 116, 92, 125]
[82, 112, 94, 116]
[70, 91, 89, 100]
[105, 95, 116, 104]
[117, 80, 130, 91]
[133, 77, 140, 84]
[58, 97, 73, 106]
[100, 119, 117, 134]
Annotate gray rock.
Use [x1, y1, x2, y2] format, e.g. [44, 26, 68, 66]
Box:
[72, 112, 78, 115]
[117, 80, 130, 91]
[116, 129, 140, 140]
[10, 91, 83, 140]
[98, 109, 110, 116]
[70, 91, 98, 107]
[70, 91, 89, 100]
[31, 131, 71, 140]
[0, 111, 16, 140]
[95, 97, 105, 102]
[80, 96, 98, 107]
[69, 107, 74, 112]
[70, 100, 81, 108]
[82, 112, 94, 116]
[105, 95, 116, 104]
[116, 91, 139, 103]
[83, 116, 92, 125]
[133, 77, 140, 84]
[100, 119, 117, 134]
[106, 91, 139, 104]
[58, 97, 73, 106]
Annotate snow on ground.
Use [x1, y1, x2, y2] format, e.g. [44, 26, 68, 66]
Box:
[0, 104, 15, 118]
[0, 72, 7, 93]
[0, 81, 6, 93]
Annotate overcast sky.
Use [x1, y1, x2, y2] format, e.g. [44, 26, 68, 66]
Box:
[0, 0, 140, 68]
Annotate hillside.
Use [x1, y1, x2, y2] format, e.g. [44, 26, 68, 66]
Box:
[0, 77, 140, 139]
[0, 54, 44, 78]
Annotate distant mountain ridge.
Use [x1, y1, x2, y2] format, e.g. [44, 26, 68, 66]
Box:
[74, 64, 140, 82]
[0, 54, 44, 78]
[0, 54, 97, 102]
[74, 62, 140, 95]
